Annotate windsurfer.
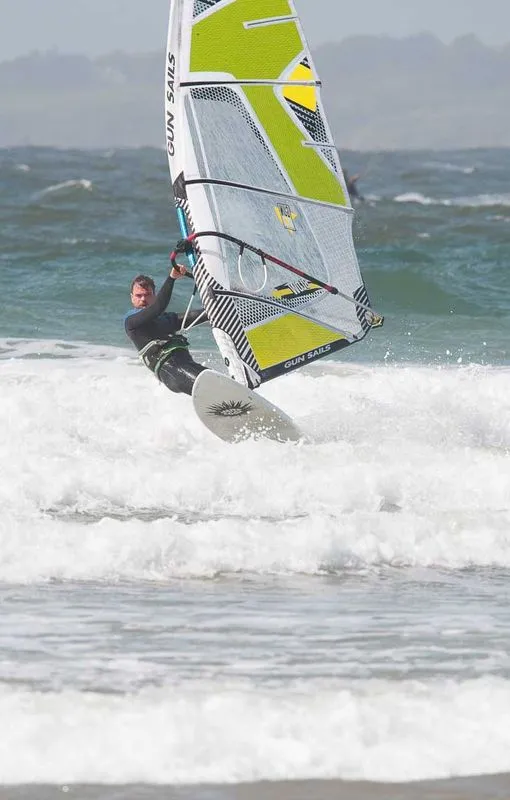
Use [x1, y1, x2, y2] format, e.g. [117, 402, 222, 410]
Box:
[343, 168, 364, 203]
[125, 267, 208, 396]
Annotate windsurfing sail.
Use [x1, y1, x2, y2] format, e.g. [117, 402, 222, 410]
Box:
[165, 0, 382, 388]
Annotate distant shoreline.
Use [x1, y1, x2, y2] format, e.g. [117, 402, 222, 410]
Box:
[1, 774, 510, 800]
[1, 36, 510, 150]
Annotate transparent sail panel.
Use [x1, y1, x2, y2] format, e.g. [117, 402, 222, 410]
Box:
[186, 183, 366, 341]
[185, 88, 290, 191]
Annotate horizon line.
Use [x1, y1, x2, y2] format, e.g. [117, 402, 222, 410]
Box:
[1, 31, 509, 64]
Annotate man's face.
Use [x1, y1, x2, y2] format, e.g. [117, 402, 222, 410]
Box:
[131, 282, 155, 309]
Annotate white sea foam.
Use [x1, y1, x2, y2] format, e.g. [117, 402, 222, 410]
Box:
[424, 161, 476, 174]
[0, 337, 127, 360]
[1, 344, 509, 582]
[394, 192, 436, 205]
[454, 193, 510, 208]
[1, 677, 510, 784]
[32, 179, 93, 200]
[395, 191, 510, 208]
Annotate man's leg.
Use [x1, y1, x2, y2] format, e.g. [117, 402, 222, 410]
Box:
[158, 351, 207, 396]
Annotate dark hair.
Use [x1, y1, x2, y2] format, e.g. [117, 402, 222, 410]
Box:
[130, 274, 155, 293]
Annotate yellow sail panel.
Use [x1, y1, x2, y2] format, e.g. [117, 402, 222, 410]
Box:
[282, 63, 317, 112]
[246, 314, 346, 370]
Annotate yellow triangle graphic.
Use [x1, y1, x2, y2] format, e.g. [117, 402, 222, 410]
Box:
[283, 63, 317, 112]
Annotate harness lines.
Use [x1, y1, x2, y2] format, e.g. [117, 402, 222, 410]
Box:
[138, 335, 189, 380]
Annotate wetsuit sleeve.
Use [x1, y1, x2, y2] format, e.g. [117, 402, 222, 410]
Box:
[125, 275, 175, 331]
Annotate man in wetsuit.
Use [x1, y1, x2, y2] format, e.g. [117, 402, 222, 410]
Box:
[342, 168, 364, 203]
[125, 265, 208, 396]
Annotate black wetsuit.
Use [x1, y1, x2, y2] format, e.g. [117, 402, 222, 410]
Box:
[125, 274, 207, 396]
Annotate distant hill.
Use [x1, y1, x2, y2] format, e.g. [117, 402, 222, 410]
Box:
[313, 34, 510, 150]
[1, 35, 509, 150]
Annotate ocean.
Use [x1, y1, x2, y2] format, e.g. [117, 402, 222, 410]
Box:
[1, 145, 510, 799]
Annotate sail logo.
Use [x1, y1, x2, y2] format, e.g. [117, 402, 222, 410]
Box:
[166, 52, 176, 157]
[166, 52, 176, 104]
[284, 344, 332, 370]
[275, 204, 298, 233]
[207, 400, 253, 418]
[272, 281, 321, 300]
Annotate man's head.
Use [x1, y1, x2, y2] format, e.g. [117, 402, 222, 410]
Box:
[130, 274, 155, 308]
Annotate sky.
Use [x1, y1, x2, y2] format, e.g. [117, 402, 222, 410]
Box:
[1, 0, 509, 61]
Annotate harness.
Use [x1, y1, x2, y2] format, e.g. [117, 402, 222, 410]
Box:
[138, 335, 189, 380]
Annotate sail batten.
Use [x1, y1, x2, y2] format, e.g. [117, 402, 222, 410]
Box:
[166, 0, 380, 388]
[244, 16, 298, 29]
[181, 80, 322, 87]
[183, 179, 355, 211]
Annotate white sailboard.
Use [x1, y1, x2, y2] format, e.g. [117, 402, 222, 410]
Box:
[165, 0, 383, 440]
[192, 370, 300, 443]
